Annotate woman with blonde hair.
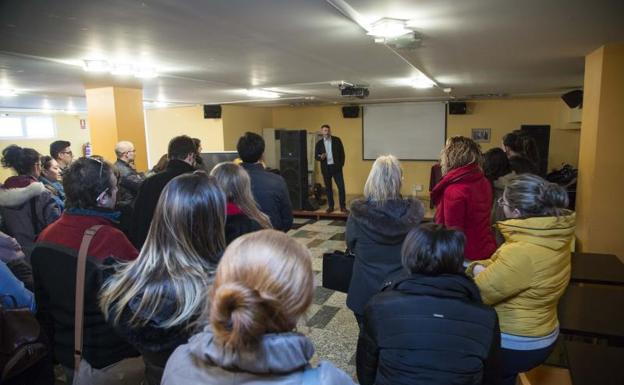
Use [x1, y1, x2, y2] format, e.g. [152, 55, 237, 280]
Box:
[210, 162, 271, 244]
[431, 136, 496, 261]
[162, 230, 355, 385]
[346, 155, 424, 327]
[100, 172, 227, 385]
[468, 174, 575, 385]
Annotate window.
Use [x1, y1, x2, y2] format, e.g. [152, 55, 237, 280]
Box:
[0, 115, 55, 138]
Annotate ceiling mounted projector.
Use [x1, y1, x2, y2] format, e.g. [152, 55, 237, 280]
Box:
[339, 84, 369, 99]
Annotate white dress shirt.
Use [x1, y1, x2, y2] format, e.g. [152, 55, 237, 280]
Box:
[323, 136, 334, 165]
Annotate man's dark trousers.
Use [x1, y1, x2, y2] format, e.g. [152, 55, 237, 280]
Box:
[323, 164, 346, 210]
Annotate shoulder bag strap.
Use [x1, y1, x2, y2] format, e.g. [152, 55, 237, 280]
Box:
[73, 225, 104, 372]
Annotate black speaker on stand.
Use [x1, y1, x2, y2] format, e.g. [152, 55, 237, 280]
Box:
[279, 130, 308, 210]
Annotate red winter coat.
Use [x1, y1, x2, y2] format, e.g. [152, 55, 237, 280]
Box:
[431, 163, 496, 261]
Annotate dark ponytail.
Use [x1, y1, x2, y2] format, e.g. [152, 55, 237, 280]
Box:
[1, 145, 40, 175]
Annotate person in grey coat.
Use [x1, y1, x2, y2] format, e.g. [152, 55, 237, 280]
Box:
[345, 155, 424, 326]
[162, 230, 354, 385]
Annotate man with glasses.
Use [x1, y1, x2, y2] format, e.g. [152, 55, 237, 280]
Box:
[114, 141, 145, 208]
[50, 140, 73, 177]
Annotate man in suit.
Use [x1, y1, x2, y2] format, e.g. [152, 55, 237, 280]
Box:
[315, 124, 347, 213]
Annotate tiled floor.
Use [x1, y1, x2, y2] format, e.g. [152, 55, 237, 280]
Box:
[289, 217, 359, 379]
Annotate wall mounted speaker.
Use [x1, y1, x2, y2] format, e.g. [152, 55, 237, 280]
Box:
[448, 101, 467, 115]
[203, 104, 222, 119]
[561, 90, 583, 109]
[342, 105, 360, 118]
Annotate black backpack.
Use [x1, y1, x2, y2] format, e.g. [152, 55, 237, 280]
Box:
[0, 295, 48, 382]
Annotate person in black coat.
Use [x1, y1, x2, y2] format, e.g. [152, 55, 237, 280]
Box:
[210, 162, 272, 244]
[130, 135, 197, 249]
[357, 223, 501, 385]
[237, 132, 293, 232]
[346, 155, 424, 324]
[315, 124, 347, 212]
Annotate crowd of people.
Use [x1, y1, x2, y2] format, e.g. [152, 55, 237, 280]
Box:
[0, 128, 575, 385]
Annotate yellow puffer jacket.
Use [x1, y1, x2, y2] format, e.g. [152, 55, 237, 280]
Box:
[467, 212, 575, 337]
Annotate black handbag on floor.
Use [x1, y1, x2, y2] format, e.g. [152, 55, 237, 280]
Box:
[322, 250, 355, 293]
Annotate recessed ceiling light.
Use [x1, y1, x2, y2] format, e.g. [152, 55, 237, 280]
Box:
[367, 18, 411, 39]
[134, 65, 158, 79]
[83, 59, 110, 73]
[411, 75, 436, 89]
[0, 88, 18, 97]
[246, 89, 280, 99]
[111, 63, 134, 76]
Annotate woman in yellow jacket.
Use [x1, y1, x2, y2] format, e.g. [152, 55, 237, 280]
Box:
[468, 174, 575, 385]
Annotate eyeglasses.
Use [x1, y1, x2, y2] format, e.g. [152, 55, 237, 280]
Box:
[497, 197, 512, 208]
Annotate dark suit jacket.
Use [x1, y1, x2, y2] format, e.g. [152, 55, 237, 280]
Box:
[240, 163, 293, 232]
[315, 136, 345, 175]
[129, 159, 196, 248]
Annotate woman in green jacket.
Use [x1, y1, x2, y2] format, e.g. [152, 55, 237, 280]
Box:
[468, 174, 575, 385]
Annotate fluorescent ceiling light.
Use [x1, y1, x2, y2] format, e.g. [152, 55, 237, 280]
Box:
[246, 89, 280, 99]
[83, 59, 110, 72]
[154, 100, 168, 108]
[411, 75, 436, 89]
[0, 89, 18, 97]
[134, 65, 158, 79]
[367, 18, 411, 38]
[111, 63, 134, 76]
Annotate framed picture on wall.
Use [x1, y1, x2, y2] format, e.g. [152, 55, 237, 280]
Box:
[471, 128, 491, 143]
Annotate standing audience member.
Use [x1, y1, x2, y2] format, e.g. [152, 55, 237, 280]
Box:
[483, 148, 514, 246]
[39, 155, 66, 211]
[161, 230, 355, 385]
[237, 132, 293, 231]
[0, 259, 36, 312]
[49, 140, 73, 176]
[31, 157, 143, 384]
[146, 154, 169, 177]
[211, 162, 272, 244]
[114, 141, 145, 208]
[130, 135, 197, 248]
[101, 173, 226, 385]
[357, 223, 500, 385]
[192, 137, 204, 169]
[467, 174, 575, 385]
[0, 230, 34, 290]
[346, 155, 424, 327]
[502, 131, 540, 175]
[431, 136, 496, 262]
[0, 145, 60, 257]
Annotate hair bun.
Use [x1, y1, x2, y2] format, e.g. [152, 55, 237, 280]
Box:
[210, 282, 268, 349]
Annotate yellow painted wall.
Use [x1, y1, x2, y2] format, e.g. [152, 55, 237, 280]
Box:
[222, 105, 272, 150]
[113, 87, 148, 171]
[144, 105, 224, 167]
[575, 44, 624, 256]
[0, 113, 90, 181]
[271, 98, 579, 197]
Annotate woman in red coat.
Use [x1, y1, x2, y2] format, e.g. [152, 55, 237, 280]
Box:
[431, 136, 496, 261]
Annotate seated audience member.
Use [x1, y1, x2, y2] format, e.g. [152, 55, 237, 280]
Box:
[467, 174, 575, 385]
[146, 154, 169, 177]
[131, 135, 197, 248]
[346, 155, 424, 327]
[31, 157, 143, 384]
[0, 145, 60, 257]
[483, 148, 514, 245]
[502, 131, 540, 175]
[431, 136, 496, 262]
[49, 139, 73, 176]
[357, 223, 500, 385]
[114, 141, 145, 208]
[0, 230, 33, 291]
[101, 173, 226, 385]
[211, 162, 272, 244]
[236, 132, 293, 231]
[161, 230, 355, 385]
[39, 155, 66, 211]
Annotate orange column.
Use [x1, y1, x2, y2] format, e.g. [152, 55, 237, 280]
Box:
[85, 86, 148, 171]
[575, 43, 624, 256]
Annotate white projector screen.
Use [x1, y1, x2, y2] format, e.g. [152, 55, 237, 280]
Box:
[363, 102, 446, 160]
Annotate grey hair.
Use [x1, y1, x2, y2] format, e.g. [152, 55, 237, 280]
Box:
[114, 141, 134, 158]
[504, 174, 569, 217]
[363, 155, 402, 202]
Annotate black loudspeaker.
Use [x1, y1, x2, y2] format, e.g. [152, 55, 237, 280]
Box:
[561, 90, 583, 109]
[203, 105, 222, 119]
[280, 130, 308, 210]
[342, 105, 360, 118]
[448, 101, 467, 115]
